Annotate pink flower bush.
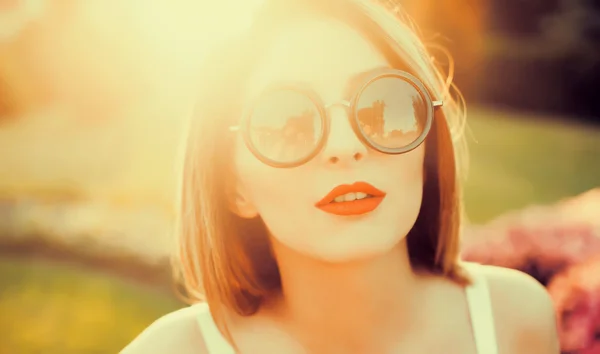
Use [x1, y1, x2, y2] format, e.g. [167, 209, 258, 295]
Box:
[462, 189, 600, 285]
[547, 255, 600, 353]
[462, 188, 600, 351]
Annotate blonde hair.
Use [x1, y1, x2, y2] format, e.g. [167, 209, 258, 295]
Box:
[173, 0, 470, 343]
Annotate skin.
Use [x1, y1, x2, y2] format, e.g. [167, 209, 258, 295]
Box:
[123, 17, 560, 354]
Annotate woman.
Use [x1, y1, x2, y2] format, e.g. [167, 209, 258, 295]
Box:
[123, 0, 559, 352]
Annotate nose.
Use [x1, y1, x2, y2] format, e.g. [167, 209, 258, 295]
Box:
[320, 105, 368, 166]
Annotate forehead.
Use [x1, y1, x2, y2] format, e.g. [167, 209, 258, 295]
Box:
[246, 18, 389, 101]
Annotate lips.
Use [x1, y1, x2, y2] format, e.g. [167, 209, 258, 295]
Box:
[315, 181, 386, 216]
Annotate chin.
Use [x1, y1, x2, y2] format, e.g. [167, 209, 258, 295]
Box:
[266, 200, 420, 264]
[300, 230, 406, 263]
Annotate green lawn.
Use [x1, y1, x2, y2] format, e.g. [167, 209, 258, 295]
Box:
[0, 257, 183, 354]
[464, 107, 600, 222]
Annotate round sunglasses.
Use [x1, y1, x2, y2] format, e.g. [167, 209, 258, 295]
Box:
[229, 68, 443, 168]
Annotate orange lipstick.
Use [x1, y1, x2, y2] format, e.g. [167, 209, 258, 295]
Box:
[315, 181, 386, 216]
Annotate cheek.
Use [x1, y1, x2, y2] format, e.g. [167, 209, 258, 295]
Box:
[381, 145, 426, 225]
[233, 138, 309, 210]
[386, 144, 426, 185]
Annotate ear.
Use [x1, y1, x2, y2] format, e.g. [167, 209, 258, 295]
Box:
[228, 184, 259, 219]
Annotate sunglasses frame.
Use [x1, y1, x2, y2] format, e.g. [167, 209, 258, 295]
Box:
[230, 68, 444, 168]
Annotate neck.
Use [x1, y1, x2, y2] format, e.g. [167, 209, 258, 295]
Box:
[269, 239, 424, 351]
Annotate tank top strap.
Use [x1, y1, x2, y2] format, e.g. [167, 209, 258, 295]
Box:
[464, 263, 499, 354]
[194, 303, 236, 354]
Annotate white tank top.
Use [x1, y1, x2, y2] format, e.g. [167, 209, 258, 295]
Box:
[195, 263, 498, 354]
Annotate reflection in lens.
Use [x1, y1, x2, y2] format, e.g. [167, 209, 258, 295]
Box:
[248, 89, 321, 163]
[356, 77, 428, 150]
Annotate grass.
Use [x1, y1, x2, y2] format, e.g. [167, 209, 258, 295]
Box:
[0, 257, 183, 354]
[464, 107, 600, 222]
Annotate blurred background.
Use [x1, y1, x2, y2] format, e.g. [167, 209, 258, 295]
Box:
[0, 0, 599, 353]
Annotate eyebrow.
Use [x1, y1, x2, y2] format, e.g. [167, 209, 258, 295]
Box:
[250, 64, 393, 101]
[348, 65, 390, 85]
[341, 65, 390, 97]
[288, 65, 391, 87]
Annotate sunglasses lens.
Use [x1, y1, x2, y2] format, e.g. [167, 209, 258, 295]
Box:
[356, 76, 429, 150]
[248, 89, 322, 164]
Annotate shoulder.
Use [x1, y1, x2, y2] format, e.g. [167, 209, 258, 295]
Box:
[120, 304, 209, 354]
[474, 264, 560, 353]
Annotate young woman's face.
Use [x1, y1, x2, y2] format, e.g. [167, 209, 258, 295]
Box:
[232, 18, 425, 262]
